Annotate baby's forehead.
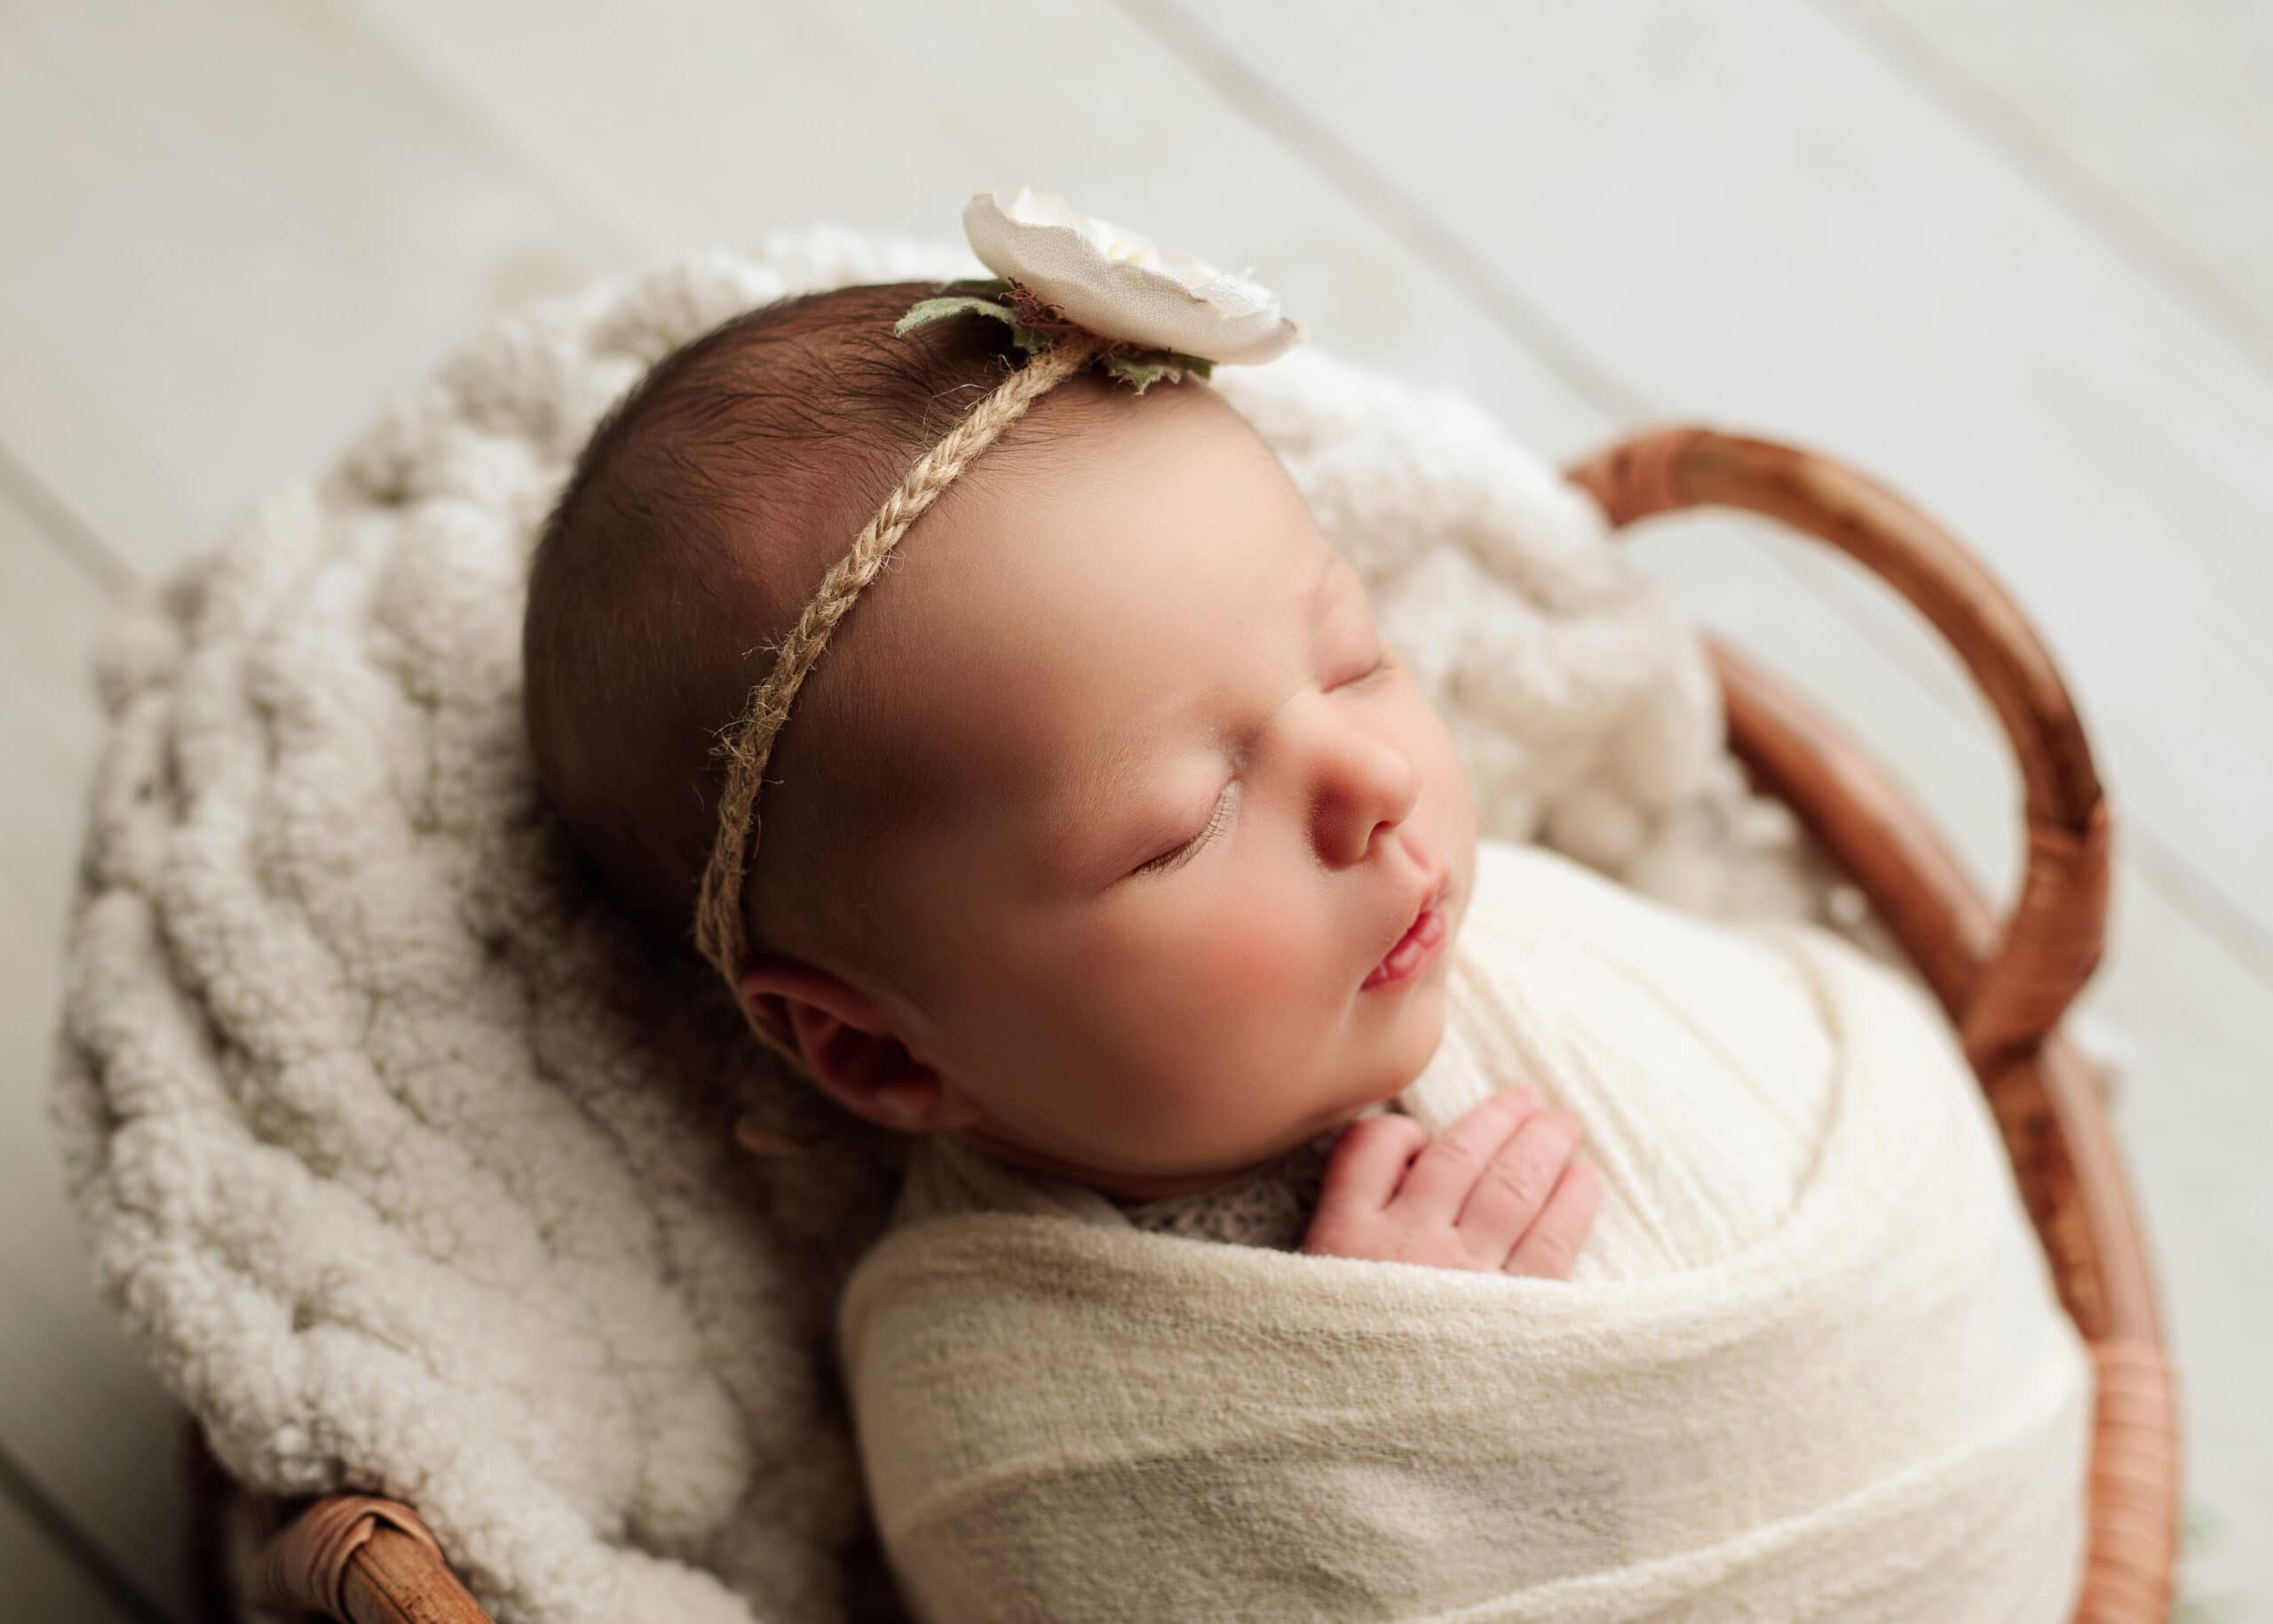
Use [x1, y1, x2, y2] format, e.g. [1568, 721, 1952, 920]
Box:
[834, 384, 1329, 829]
[899, 538, 1347, 872]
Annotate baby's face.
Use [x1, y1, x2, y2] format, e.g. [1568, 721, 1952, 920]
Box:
[743, 383, 1476, 1200]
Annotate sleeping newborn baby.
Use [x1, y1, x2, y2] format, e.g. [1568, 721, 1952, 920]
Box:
[522, 276, 1599, 1275]
[522, 280, 2091, 1621]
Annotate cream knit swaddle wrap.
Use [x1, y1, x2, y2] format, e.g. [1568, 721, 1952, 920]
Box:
[839, 840, 2094, 1622]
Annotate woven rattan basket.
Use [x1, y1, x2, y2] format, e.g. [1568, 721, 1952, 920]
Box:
[179, 425, 2181, 1624]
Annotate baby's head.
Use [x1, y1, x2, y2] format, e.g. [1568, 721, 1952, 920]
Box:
[522, 281, 1476, 1200]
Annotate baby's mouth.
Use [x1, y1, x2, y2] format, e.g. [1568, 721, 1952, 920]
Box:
[1361, 875, 1451, 992]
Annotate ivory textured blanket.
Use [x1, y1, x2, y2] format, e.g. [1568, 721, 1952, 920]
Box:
[839, 840, 2094, 1622]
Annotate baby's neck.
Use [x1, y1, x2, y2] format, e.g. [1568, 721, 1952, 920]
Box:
[946, 1125, 1315, 1206]
[952, 1107, 1400, 1207]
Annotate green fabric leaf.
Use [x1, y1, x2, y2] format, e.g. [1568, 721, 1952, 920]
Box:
[893, 295, 1016, 336]
[1101, 351, 1176, 392]
[1100, 348, 1217, 393]
[894, 290, 1223, 394]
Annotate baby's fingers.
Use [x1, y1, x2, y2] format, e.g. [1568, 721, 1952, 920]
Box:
[1396, 1088, 1545, 1222]
[1502, 1160, 1601, 1280]
[1308, 1113, 1430, 1231]
[1454, 1107, 1583, 1262]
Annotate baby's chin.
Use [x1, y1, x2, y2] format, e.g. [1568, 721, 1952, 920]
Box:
[1342, 965, 1454, 1121]
[1321, 1093, 1402, 1135]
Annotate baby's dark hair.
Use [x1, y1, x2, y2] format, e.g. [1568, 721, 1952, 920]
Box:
[521, 281, 1123, 1007]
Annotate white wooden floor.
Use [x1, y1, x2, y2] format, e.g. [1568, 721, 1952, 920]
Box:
[3, 2, 2267, 1617]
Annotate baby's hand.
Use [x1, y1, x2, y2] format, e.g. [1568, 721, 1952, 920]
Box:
[1301, 1089, 1599, 1279]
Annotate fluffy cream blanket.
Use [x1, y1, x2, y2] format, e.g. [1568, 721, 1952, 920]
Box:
[841, 841, 2094, 1622]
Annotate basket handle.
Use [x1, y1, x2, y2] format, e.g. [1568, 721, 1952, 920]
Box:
[1563, 426, 2111, 1072]
[1566, 425, 2174, 1623]
[248, 1493, 493, 1622]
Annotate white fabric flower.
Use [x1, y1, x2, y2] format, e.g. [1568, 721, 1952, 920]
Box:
[961, 187, 1306, 366]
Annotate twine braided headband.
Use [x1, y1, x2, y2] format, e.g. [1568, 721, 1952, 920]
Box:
[693, 189, 1306, 1129]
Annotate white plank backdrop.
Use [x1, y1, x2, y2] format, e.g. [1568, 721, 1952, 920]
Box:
[1, 2, 2263, 1617]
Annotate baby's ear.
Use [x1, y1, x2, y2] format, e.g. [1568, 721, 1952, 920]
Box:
[740, 986, 799, 1057]
[735, 957, 966, 1134]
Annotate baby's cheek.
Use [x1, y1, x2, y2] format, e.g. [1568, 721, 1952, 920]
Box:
[1089, 887, 1342, 1081]
[1192, 893, 1337, 1005]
